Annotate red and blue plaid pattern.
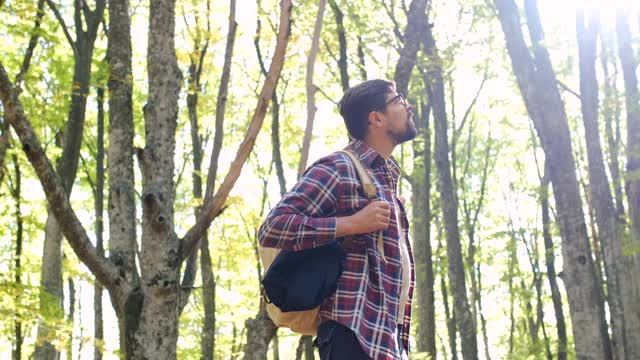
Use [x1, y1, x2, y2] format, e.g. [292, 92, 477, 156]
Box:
[259, 139, 414, 359]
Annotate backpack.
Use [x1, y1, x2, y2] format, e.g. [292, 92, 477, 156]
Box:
[258, 150, 384, 336]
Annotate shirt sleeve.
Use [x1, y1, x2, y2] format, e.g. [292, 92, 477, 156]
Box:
[258, 156, 340, 251]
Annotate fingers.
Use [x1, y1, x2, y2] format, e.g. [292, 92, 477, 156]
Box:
[373, 201, 390, 230]
[356, 201, 391, 232]
[376, 200, 390, 209]
[377, 217, 389, 230]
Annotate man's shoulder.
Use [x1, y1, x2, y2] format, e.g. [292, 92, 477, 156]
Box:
[303, 150, 358, 180]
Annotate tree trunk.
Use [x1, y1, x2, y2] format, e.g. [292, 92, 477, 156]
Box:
[67, 277, 76, 360]
[540, 160, 568, 360]
[463, 134, 492, 360]
[242, 302, 278, 360]
[356, 35, 367, 80]
[10, 153, 24, 360]
[272, 330, 280, 360]
[438, 232, 458, 360]
[493, 1, 612, 357]
[304, 336, 315, 360]
[412, 100, 436, 357]
[328, 0, 349, 91]
[107, 0, 139, 354]
[36, 35, 99, 360]
[76, 282, 84, 360]
[200, 238, 217, 359]
[425, 17, 478, 360]
[182, 0, 236, 357]
[202, 8, 236, 351]
[298, 0, 327, 177]
[600, 28, 625, 217]
[117, 0, 184, 355]
[577, 9, 640, 357]
[94, 85, 105, 360]
[35, 2, 105, 357]
[476, 253, 491, 360]
[271, 93, 287, 195]
[581, 175, 606, 296]
[394, 0, 429, 95]
[254, 4, 286, 195]
[295, 335, 304, 360]
[616, 11, 640, 342]
[0, 121, 8, 185]
[506, 220, 517, 356]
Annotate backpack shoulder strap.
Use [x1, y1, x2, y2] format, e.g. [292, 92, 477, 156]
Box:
[337, 150, 387, 262]
[338, 150, 377, 200]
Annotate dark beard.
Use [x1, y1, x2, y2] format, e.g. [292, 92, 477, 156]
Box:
[390, 118, 418, 145]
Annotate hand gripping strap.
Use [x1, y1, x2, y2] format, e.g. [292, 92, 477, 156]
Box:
[338, 150, 386, 262]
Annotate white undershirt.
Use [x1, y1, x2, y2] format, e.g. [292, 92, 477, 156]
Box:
[393, 195, 411, 324]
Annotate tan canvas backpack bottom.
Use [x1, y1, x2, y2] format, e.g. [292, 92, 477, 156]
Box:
[260, 245, 320, 336]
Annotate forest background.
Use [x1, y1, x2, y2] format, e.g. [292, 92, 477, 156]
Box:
[0, 0, 639, 359]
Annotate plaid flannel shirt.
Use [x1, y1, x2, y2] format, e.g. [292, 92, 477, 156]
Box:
[258, 139, 415, 359]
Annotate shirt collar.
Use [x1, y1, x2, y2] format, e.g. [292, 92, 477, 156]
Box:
[346, 139, 401, 176]
[346, 139, 384, 168]
[345, 139, 402, 193]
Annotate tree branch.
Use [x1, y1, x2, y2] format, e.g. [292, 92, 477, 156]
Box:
[0, 62, 120, 291]
[45, 0, 77, 53]
[556, 80, 581, 100]
[87, 0, 106, 37]
[179, 0, 292, 263]
[297, 0, 327, 178]
[381, 0, 405, 44]
[15, 0, 45, 88]
[195, 0, 212, 82]
[74, 0, 83, 35]
[81, 0, 91, 27]
[454, 69, 488, 139]
[315, 85, 337, 105]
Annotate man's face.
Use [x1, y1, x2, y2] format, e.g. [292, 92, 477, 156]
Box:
[381, 91, 417, 145]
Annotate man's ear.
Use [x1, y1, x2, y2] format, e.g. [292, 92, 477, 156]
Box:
[367, 111, 384, 128]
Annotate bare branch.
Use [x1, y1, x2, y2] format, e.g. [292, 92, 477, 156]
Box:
[0, 62, 120, 291]
[195, 0, 213, 87]
[381, 0, 405, 44]
[298, 0, 327, 178]
[81, 0, 91, 26]
[181, 7, 195, 44]
[45, 0, 77, 53]
[79, 153, 96, 195]
[315, 85, 337, 105]
[454, 69, 488, 139]
[15, 0, 45, 88]
[206, 0, 211, 34]
[471, 133, 494, 231]
[254, 18, 268, 76]
[87, 0, 106, 37]
[556, 80, 581, 100]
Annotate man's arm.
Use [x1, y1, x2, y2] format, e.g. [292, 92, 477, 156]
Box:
[258, 156, 391, 251]
[258, 157, 341, 251]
